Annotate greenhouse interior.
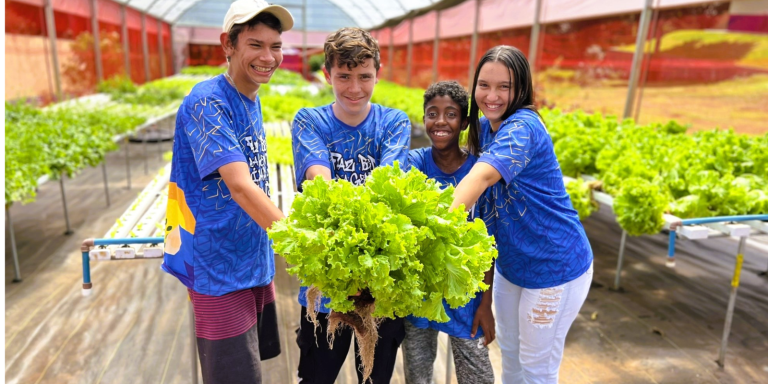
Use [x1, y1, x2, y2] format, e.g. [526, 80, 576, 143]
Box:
[4, 0, 768, 383]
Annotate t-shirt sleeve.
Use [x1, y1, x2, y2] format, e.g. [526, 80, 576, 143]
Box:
[477, 188, 497, 236]
[292, 108, 332, 188]
[380, 112, 411, 169]
[407, 148, 427, 174]
[477, 118, 536, 184]
[184, 96, 247, 179]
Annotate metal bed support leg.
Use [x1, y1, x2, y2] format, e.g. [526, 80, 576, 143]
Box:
[82, 251, 92, 296]
[60, 175, 73, 235]
[717, 236, 747, 368]
[667, 230, 677, 267]
[102, 162, 110, 207]
[189, 301, 199, 384]
[614, 229, 627, 291]
[143, 132, 149, 175]
[125, 136, 132, 190]
[157, 124, 163, 162]
[7, 207, 23, 282]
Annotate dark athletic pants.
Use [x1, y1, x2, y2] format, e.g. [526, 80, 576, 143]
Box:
[296, 306, 405, 384]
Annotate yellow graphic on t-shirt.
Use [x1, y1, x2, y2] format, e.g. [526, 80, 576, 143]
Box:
[165, 182, 196, 255]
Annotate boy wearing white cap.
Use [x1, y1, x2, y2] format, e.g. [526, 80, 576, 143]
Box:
[161, 1, 293, 383]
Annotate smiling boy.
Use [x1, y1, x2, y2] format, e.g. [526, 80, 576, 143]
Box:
[161, 1, 293, 383]
[291, 27, 412, 384]
[403, 81, 495, 384]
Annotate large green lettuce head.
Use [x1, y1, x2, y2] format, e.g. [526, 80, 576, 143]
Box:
[269, 176, 426, 316]
[268, 164, 497, 322]
[613, 177, 668, 236]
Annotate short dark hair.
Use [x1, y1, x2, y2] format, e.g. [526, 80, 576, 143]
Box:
[423, 81, 469, 118]
[228, 12, 283, 49]
[467, 45, 538, 156]
[324, 27, 380, 73]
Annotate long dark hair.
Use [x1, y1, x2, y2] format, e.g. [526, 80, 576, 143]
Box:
[467, 45, 537, 156]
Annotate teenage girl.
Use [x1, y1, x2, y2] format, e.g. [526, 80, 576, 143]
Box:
[450, 45, 594, 384]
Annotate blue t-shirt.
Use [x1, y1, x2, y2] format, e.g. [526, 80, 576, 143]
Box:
[478, 109, 593, 289]
[161, 75, 275, 296]
[406, 147, 486, 339]
[292, 103, 412, 312]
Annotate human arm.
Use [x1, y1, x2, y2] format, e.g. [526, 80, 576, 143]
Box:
[379, 115, 411, 168]
[471, 264, 495, 345]
[184, 96, 284, 229]
[292, 109, 332, 188]
[305, 164, 332, 182]
[450, 163, 502, 211]
[219, 161, 284, 230]
[451, 117, 536, 211]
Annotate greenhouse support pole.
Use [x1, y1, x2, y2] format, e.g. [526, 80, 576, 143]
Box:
[468, 0, 481, 86]
[432, 10, 441, 84]
[406, 19, 414, 87]
[614, 229, 628, 291]
[7, 207, 23, 282]
[633, 4, 661, 122]
[102, 162, 111, 207]
[623, 0, 654, 119]
[528, 0, 543, 72]
[302, 0, 308, 79]
[388, 30, 394, 81]
[59, 175, 74, 235]
[170, 26, 178, 75]
[717, 236, 747, 368]
[121, 5, 131, 77]
[189, 301, 199, 384]
[90, 0, 104, 82]
[44, 0, 62, 101]
[141, 12, 150, 82]
[158, 19, 166, 78]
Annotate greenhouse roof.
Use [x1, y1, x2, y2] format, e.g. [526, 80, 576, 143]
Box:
[116, 0, 443, 31]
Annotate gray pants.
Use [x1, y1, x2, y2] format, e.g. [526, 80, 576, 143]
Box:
[403, 321, 494, 384]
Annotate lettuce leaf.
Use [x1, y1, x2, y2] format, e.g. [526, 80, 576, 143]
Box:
[268, 163, 497, 322]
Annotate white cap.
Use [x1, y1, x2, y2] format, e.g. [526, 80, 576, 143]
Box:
[222, 0, 294, 33]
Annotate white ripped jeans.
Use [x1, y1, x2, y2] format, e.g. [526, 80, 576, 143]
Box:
[494, 264, 593, 384]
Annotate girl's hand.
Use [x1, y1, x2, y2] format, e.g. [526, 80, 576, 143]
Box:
[471, 300, 496, 345]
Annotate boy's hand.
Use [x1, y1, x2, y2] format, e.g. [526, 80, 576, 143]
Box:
[471, 300, 495, 345]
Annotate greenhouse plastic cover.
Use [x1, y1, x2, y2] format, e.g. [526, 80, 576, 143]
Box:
[18, 0, 442, 31]
[11, 0, 722, 31]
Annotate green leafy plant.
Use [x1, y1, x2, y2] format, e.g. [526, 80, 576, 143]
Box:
[268, 163, 496, 382]
[613, 178, 667, 236]
[543, 108, 768, 235]
[370, 80, 423, 124]
[266, 135, 293, 165]
[309, 53, 325, 72]
[566, 178, 599, 220]
[180, 65, 225, 76]
[5, 101, 145, 204]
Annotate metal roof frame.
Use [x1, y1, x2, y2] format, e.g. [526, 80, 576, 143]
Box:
[108, 0, 446, 31]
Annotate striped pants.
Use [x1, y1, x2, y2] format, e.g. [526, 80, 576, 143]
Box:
[188, 282, 280, 384]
